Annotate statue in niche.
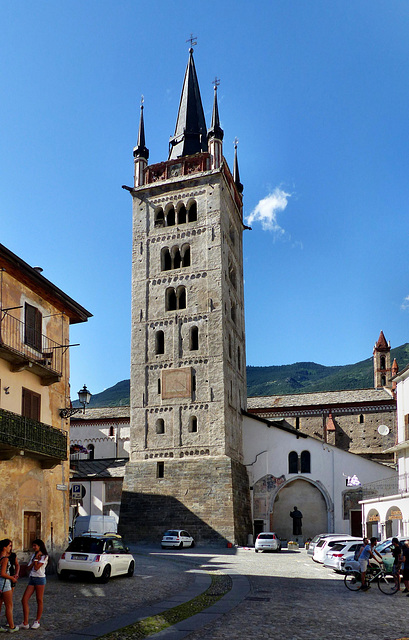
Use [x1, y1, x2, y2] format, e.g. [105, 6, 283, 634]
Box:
[290, 506, 303, 535]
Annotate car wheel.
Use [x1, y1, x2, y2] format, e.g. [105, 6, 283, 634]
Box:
[178, 542, 183, 549]
[190, 540, 195, 548]
[99, 565, 111, 583]
[161, 544, 166, 549]
[57, 570, 69, 581]
[255, 549, 258, 553]
[127, 560, 135, 577]
[277, 546, 281, 552]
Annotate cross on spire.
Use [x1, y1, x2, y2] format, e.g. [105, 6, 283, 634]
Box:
[212, 77, 220, 88]
[234, 137, 239, 148]
[186, 33, 197, 47]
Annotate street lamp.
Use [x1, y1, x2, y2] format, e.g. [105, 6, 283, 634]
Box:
[60, 384, 92, 419]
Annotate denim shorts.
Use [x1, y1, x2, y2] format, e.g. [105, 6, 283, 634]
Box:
[0, 579, 12, 593]
[28, 576, 46, 586]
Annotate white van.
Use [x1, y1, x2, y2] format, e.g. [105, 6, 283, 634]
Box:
[73, 515, 118, 537]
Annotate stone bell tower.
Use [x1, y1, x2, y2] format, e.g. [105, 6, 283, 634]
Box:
[120, 48, 252, 545]
[373, 331, 392, 388]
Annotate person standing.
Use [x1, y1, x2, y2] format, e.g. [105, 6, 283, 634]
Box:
[0, 539, 19, 632]
[401, 540, 409, 594]
[391, 537, 403, 590]
[21, 539, 48, 630]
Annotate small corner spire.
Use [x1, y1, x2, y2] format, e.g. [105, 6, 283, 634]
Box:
[207, 78, 223, 142]
[133, 96, 149, 161]
[233, 138, 243, 194]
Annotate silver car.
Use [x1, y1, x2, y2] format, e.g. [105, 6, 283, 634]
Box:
[255, 532, 281, 553]
[323, 539, 363, 571]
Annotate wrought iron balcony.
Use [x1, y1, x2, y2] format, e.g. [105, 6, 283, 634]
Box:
[0, 312, 62, 384]
[361, 473, 409, 500]
[0, 408, 67, 468]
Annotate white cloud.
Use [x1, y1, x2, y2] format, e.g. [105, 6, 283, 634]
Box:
[401, 296, 409, 310]
[246, 188, 291, 234]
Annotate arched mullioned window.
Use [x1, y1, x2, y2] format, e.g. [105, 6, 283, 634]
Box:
[190, 326, 199, 350]
[187, 201, 197, 222]
[161, 244, 190, 271]
[288, 451, 298, 474]
[380, 356, 386, 369]
[165, 287, 186, 311]
[300, 450, 311, 473]
[177, 204, 187, 224]
[155, 330, 164, 354]
[154, 207, 165, 227]
[166, 205, 175, 226]
[188, 416, 198, 433]
[156, 418, 165, 434]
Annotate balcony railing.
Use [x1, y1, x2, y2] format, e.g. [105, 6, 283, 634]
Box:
[0, 312, 62, 383]
[361, 473, 409, 500]
[0, 408, 67, 468]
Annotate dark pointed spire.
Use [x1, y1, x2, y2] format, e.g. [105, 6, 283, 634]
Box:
[233, 139, 243, 194]
[169, 48, 208, 160]
[207, 81, 223, 141]
[133, 99, 149, 161]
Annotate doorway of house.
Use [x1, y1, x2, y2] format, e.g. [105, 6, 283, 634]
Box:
[254, 520, 264, 538]
[350, 510, 362, 537]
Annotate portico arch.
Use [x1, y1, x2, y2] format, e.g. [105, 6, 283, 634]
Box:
[270, 477, 332, 541]
[385, 506, 402, 538]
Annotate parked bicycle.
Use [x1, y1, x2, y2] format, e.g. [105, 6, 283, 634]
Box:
[344, 562, 399, 595]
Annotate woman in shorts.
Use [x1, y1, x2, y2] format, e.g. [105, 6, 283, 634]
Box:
[21, 539, 48, 630]
[0, 538, 19, 632]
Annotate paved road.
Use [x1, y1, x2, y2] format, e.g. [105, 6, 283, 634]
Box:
[3, 547, 409, 640]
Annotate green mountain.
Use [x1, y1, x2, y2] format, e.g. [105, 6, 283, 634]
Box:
[79, 343, 409, 407]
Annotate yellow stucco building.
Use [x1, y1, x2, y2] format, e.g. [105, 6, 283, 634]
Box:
[0, 243, 91, 558]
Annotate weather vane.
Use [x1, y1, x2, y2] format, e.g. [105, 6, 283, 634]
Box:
[234, 137, 239, 148]
[212, 77, 220, 88]
[141, 95, 144, 108]
[186, 33, 197, 47]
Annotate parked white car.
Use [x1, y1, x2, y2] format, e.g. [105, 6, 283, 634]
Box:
[312, 535, 355, 563]
[323, 539, 362, 571]
[57, 534, 134, 582]
[161, 530, 195, 549]
[306, 533, 333, 556]
[255, 532, 281, 553]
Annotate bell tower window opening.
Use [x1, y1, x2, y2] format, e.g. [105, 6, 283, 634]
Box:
[359, 414, 364, 424]
[190, 326, 199, 350]
[158, 378, 161, 394]
[109, 426, 114, 437]
[381, 375, 386, 386]
[166, 205, 175, 226]
[156, 418, 165, 434]
[161, 247, 172, 271]
[231, 302, 236, 324]
[181, 244, 190, 267]
[88, 444, 95, 460]
[154, 207, 164, 228]
[237, 346, 241, 370]
[166, 287, 177, 311]
[177, 204, 187, 224]
[177, 286, 186, 309]
[187, 201, 197, 222]
[157, 461, 164, 478]
[155, 330, 164, 354]
[188, 416, 198, 433]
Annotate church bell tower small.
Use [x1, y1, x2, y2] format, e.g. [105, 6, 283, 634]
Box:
[373, 331, 392, 388]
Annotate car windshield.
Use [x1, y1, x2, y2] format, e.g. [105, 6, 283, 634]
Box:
[258, 534, 275, 540]
[67, 537, 104, 554]
[163, 531, 179, 537]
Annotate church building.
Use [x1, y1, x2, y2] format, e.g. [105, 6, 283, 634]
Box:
[120, 47, 252, 545]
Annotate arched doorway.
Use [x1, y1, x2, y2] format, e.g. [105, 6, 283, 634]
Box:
[271, 478, 328, 541]
[366, 509, 380, 538]
[385, 506, 402, 538]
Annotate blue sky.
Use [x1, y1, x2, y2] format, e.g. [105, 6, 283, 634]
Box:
[1, 1, 409, 398]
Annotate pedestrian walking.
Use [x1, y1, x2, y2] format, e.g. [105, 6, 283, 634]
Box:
[21, 539, 48, 630]
[391, 537, 403, 590]
[0, 539, 19, 632]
